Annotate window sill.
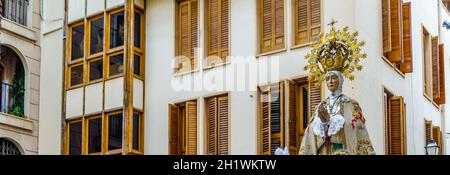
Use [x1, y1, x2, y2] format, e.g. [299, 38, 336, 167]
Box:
[67, 84, 84, 91]
[0, 18, 36, 41]
[291, 43, 312, 50]
[423, 93, 440, 109]
[203, 61, 230, 71]
[86, 79, 103, 86]
[0, 112, 33, 131]
[173, 69, 200, 77]
[256, 48, 287, 58]
[106, 149, 122, 155]
[381, 56, 405, 78]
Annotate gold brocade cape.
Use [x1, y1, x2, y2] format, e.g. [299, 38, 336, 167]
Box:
[298, 94, 376, 155]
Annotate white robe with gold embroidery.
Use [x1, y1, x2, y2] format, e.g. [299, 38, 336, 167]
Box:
[298, 95, 375, 155]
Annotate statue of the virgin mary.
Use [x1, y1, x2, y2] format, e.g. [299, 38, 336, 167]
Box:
[298, 21, 375, 155]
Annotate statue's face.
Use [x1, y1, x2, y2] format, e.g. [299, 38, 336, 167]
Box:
[326, 73, 340, 92]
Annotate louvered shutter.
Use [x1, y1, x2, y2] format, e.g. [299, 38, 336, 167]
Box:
[178, 2, 190, 73]
[400, 2, 412, 73]
[387, 0, 403, 63]
[260, 89, 271, 155]
[432, 126, 441, 155]
[432, 37, 440, 100]
[310, 0, 321, 42]
[382, 0, 392, 54]
[206, 98, 217, 155]
[218, 96, 229, 155]
[436, 44, 446, 105]
[308, 82, 321, 119]
[288, 81, 298, 155]
[273, 0, 285, 50]
[169, 104, 179, 155]
[190, 0, 198, 70]
[425, 120, 432, 143]
[186, 101, 197, 155]
[261, 0, 273, 53]
[220, 0, 229, 60]
[295, 0, 309, 45]
[388, 96, 405, 155]
[208, 0, 219, 58]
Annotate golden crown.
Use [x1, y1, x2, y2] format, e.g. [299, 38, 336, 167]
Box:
[304, 20, 367, 87]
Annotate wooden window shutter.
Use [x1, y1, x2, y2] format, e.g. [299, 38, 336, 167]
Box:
[185, 101, 197, 155]
[273, 0, 285, 50]
[260, 0, 284, 53]
[431, 37, 440, 101]
[169, 104, 179, 155]
[206, 0, 229, 67]
[217, 96, 229, 155]
[388, 96, 406, 155]
[220, 0, 229, 60]
[295, 0, 309, 45]
[432, 126, 441, 155]
[310, 0, 321, 42]
[425, 120, 432, 143]
[206, 98, 217, 155]
[436, 44, 446, 105]
[382, 0, 392, 54]
[387, 0, 403, 63]
[261, 0, 273, 53]
[260, 89, 271, 155]
[177, 0, 198, 73]
[308, 81, 321, 119]
[288, 81, 298, 155]
[269, 83, 284, 154]
[400, 2, 412, 73]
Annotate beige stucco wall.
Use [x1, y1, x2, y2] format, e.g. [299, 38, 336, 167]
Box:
[0, 0, 42, 155]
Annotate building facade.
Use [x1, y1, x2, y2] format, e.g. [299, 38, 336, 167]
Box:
[37, 0, 450, 155]
[0, 0, 41, 155]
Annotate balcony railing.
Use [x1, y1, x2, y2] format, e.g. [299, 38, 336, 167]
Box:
[0, 0, 29, 26]
[0, 82, 13, 114]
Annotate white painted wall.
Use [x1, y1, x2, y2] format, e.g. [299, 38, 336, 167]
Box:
[133, 78, 144, 110]
[68, 0, 85, 23]
[85, 82, 103, 115]
[39, 0, 65, 155]
[105, 77, 124, 110]
[66, 88, 84, 119]
[87, 0, 105, 17]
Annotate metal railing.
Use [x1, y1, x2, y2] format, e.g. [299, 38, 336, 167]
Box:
[0, 0, 29, 26]
[0, 82, 13, 114]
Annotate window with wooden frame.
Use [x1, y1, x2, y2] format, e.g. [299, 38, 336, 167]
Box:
[381, 0, 412, 74]
[130, 111, 144, 153]
[422, 29, 445, 105]
[425, 120, 432, 143]
[287, 78, 322, 155]
[86, 116, 103, 155]
[432, 126, 442, 155]
[175, 0, 199, 74]
[88, 16, 105, 57]
[67, 120, 83, 155]
[68, 63, 84, 88]
[205, 0, 230, 68]
[259, 82, 285, 155]
[205, 95, 229, 155]
[109, 10, 125, 50]
[107, 52, 124, 78]
[69, 22, 85, 61]
[293, 0, 322, 47]
[169, 100, 198, 155]
[133, 8, 145, 79]
[384, 89, 406, 155]
[88, 58, 103, 82]
[106, 112, 123, 154]
[258, 0, 285, 54]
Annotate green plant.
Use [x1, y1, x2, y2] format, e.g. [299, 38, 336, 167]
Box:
[10, 61, 25, 117]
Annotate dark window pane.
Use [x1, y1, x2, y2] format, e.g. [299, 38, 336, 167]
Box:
[302, 86, 309, 129]
[132, 113, 140, 151]
[134, 12, 141, 48]
[108, 113, 123, 150]
[88, 118, 102, 154]
[90, 18, 104, 55]
[71, 25, 84, 60]
[70, 65, 83, 86]
[89, 59, 103, 81]
[134, 54, 141, 76]
[109, 54, 124, 76]
[110, 12, 124, 49]
[69, 122, 82, 155]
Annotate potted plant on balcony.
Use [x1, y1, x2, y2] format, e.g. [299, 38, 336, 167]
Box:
[10, 62, 24, 117]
